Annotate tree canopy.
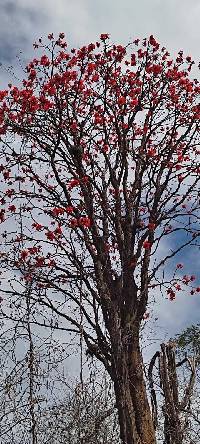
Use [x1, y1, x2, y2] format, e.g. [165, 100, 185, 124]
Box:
[0, 33, 200, 444]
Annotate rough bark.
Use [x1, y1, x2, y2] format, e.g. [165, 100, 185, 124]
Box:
[148, 342, 197, 444]
[160, 343, 184, 444]
[109, 312, 156, 444]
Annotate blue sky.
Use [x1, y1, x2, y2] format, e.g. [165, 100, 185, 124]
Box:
[0, 0, 200, 361]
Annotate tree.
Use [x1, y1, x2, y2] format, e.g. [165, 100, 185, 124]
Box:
[0, 32, 200, 443]
[0, 316, 119, 444]
[149, 340, 197, 443]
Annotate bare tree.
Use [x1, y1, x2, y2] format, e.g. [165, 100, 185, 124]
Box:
[0, 307, 118, 444]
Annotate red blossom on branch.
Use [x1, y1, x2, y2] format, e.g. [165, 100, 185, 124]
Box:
[8, 205, 16, 212]
[143, 241, 152, 250]
[20, 250, 29, 260]
[0, 33, 200, 444]
[100, 33, 109, 41]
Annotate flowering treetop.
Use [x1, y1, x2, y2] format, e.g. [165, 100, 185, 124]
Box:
[0, 33, 199, 337]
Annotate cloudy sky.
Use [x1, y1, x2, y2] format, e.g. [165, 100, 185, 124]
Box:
[1, 0, 200, 69]
[0, 0, 200, 361]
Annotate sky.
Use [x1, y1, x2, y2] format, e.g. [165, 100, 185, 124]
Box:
[0, 0, 200, 368]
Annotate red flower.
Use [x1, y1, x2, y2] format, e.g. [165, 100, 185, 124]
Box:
[92, 74, 99, 82]
[175, 284, 181, 291]
[52, 207, 65, 216]
[54, 225, 62, 236]
[87, 63, 96, 73]
[70, 122, 78, 132]
[28, 247, 39, 255]
[48, 259, 56, 267]
[35, 256, 45, 267]
[42, 100, 53, 111]
[46, 231, 55, 241]
[65, 206, 74, 214]
[176, 263, 183, 269]
[147, 148, 156, 157]
[68, 178, 80, 189]
[79, 217, 92, 228]
[149, 35, 159, 48]
[183, 275, 190, 284]
[0, 90, 8, 101]
[100, 33, 109, 41]
[102, 144, 109, 153]
[40, 55, 50, 67]
[178, 175, 184, 182]
[81, 176, 89, 184]
[21, 250, 29, 260]
[29, 69, 36, 79]
[118, 96, 126, 106]
[148, 223, 156, 231]
[94, 114, 103, 125]
[8, 205, 16, 212]
[167, 289, 176, 301]
[3, 171, 10, 180]
[131, 54, 136, 66]
[143, 241, 152, 249]
[152, 65, 162, 75]
[48, 86, 56, 96]
[32, 222, 43, 231]
[0, 210, 5, 223]
[130, 98, 138, 107]
[70, 218, 78, 228]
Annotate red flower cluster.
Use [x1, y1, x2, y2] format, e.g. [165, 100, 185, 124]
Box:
[167, 288, 176, 301]
[70, 216, 91, 228]
[68, 178, 80, 189]
[148, 223, 156, 231]
[65, 206, 74, 214]
[182, 274, 196, 284]
[46, 231, 55, 241]
[32, 222, 43, 231]
[52, 207, 65, 216]
[147, 148, 156, 158]
[51, 206, 75, 216]
[118, 96, 126, 106]
[20, 250, 29, 260]
[143, 241, 152, 250]
[149, 35, 159, 48]
[100, 33, 109, 41]
[0, 209, 5, 223]
[8, 205, 16, 212]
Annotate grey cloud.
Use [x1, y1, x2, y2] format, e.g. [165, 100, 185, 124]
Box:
[1, 0, 200, 64]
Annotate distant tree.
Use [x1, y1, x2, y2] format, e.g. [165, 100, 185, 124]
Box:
[0, 33, 200, 443]
[148, 339, 197, 443]
[176, 324, 200, 361]
[0, 315, 118, 444]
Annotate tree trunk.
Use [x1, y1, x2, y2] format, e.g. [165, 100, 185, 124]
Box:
[128, 333, 156, 444]
[110, 318, 156, 444]
[160, 343, 184, 444]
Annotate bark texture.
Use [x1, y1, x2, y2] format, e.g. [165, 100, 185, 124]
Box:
[109, 309, 156, 444]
